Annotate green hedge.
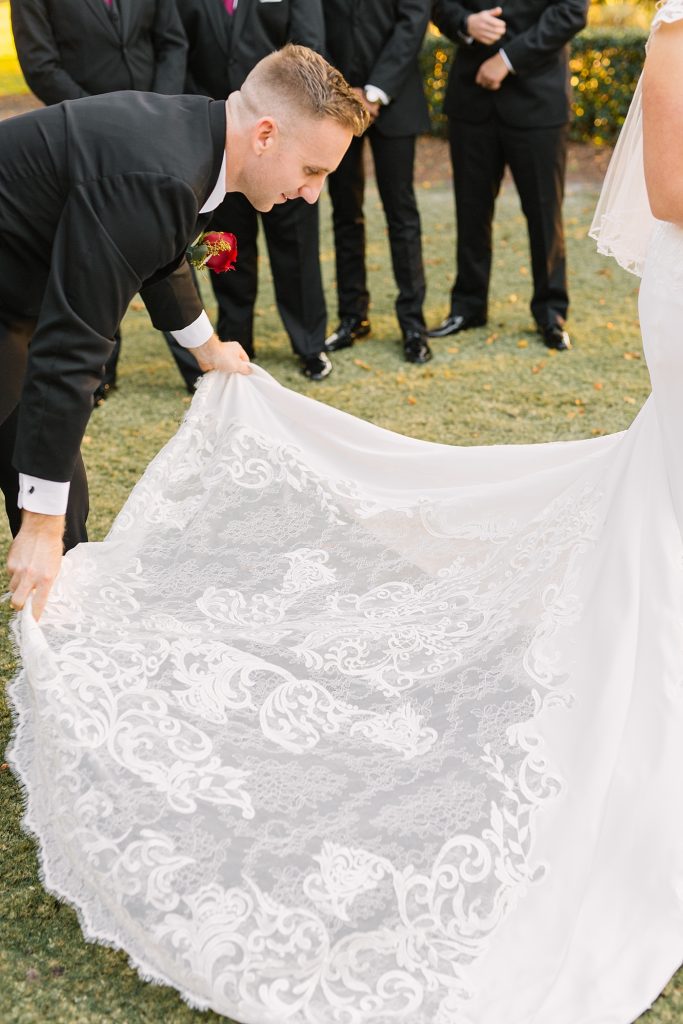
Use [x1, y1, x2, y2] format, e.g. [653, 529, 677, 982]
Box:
[420, 26, 647, 145]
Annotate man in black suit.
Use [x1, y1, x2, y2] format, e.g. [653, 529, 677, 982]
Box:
[10, 0, 201, 395]
[175, 0, 331, 380]
[429, 0, 589, 351]
[0, 46, 367, 617]
[323, 0, 433, 365]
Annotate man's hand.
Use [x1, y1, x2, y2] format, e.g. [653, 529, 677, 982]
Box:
[475, 52, 510, 91]
[7, 510, 65, 621]
[191, 334, 252, 375]
[466, 7, 506, 45]
[352, 86, 380, 123]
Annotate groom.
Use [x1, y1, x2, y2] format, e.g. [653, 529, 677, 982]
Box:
[0, 45, 367, 619]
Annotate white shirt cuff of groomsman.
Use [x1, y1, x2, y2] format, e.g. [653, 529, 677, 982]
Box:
[499, 48, 515, 73]
[170, 310, 214, 348]
[18, 474, 70, 515]
[364, 85, 391, 106]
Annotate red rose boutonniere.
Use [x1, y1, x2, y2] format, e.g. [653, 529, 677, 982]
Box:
[186, 231, 238, 273]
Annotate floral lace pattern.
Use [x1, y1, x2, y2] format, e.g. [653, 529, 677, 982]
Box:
[7, 368, 610, 1023]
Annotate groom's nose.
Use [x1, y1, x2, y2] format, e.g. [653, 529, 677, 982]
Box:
[299, 180, 324, 204]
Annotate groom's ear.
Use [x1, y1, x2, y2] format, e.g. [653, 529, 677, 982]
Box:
[253, 117, 278, 156]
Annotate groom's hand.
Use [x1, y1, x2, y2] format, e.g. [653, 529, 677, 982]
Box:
[7, 511, 65, 621]
[191, 334, 252, 375]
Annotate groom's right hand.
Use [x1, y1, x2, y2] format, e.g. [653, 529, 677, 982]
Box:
[191, 334, 252, 375]
[7, 511, 65, 621]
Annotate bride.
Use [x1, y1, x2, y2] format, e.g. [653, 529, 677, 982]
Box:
[7, 4, 683, 1022]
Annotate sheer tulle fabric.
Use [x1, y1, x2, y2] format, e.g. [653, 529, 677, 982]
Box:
[7, 3, 683, 1020]
[589, 0, 683, 276]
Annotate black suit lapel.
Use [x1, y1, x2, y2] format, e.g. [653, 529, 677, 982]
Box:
[115, 0, 130, 42]
[203, 0, 232, 62]
[82, 0, 121, 41]
[230, 0, 248, 53]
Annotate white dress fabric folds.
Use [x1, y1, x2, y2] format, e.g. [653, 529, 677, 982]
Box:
[7, 5, 683, 1022]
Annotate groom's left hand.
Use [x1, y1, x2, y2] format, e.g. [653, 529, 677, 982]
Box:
[191, 334, 252, 375]
[7, 511, 65, 621]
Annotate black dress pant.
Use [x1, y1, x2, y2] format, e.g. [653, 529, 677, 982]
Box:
[327, 129, 426, 336]
[0, 313, 88, 551]
[449, 116, 569, 328]
[206, 191, 326, 358]
[103, 323, 201, 393]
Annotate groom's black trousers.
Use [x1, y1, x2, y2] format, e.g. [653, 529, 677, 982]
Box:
[449, 116, 569, 329]
[0, 312, 89, 551]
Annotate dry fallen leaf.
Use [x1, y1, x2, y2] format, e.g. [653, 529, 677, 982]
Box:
[353, 359, 372, 371]
[623, 395, 636, 404]
[130, 301, 144, 312]
[447, 346, 460, 355]
[623, 351, 641, 361]
[407, 396, 417, 405]
[509, 294, 519, 303]
[485, 333, 498, 345]
[517, 339, 528, 349]
[483, 383, 492, 391]
[594, 380, 604, 390]
[82, 435, 92, 445]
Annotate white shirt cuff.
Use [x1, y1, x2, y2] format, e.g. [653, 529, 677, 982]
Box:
[499, 48, 515, 73]
[170, 310, 213, 349]
[18, 474, 70, 515]
[364, 84, 390, 106]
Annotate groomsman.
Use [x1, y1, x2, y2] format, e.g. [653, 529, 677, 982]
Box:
[9, 0, 200, 394]
[429, 0, 589, 351]
[323, 0, 433, 364]
[176, 0, 331, 380]
[0, 46, 367, 617]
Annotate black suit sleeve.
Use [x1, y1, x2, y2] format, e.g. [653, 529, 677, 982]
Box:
[288, 0, 325, 53]
[10, 0, 89, 105]
[151, 0, 189, 94]
[502, 0, 589, 76]
[14, 175, 203, 482]
[431, 0, 470, 42]
[366, 0, 430, 100]
[140, 261, 204, 331]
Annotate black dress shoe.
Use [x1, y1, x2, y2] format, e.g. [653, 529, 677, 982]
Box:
[93, 381, 116, 406]
[403, 330, 433, 364]
[325, 316, 371, 352]
[301, 351, 333, 380]
[540, 324, 572, 351]
[427, 312, 487, 338]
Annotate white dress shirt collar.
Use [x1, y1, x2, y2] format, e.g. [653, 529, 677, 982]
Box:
[200, 152, 227, 214]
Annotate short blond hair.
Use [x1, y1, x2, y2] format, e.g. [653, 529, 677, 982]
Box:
[242, 44, 369, 137]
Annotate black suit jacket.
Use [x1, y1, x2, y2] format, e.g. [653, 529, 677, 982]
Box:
[432, 0, 588, 127]
[10, 0, 187, 105]
[324, 0, 431, 137]
[178, 0, 325, 98]
[0, 91, 226, 482]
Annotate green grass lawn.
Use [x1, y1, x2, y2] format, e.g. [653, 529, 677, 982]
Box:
[1, 173, 681, 1022]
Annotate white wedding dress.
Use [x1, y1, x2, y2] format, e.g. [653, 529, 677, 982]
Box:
[7, 6, 683, 1023]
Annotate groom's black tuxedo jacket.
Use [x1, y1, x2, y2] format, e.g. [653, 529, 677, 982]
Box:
[324, 0, 431, 137]
[178, 0, 325, 99]
[432, 0, 588, 128]
[10, 0, 187, 106]
[0, 91, 225, 482]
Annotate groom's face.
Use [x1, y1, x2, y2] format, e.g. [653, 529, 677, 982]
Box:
[243, 114, 352, 212]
